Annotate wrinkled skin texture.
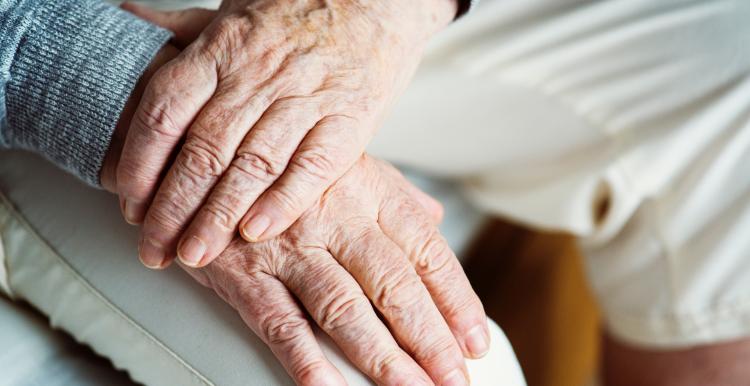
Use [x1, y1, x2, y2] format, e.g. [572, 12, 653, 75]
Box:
[115, 0, 459, 270]
[102, 44, 489, 385]
[182, 156, 489, 385]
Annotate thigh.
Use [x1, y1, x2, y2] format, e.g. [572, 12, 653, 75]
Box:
[371, 0, 750, 373]
[602, 333, 750, 386]
[372, 0, 750, 236]
[0, 150, 525, 386]
[373, 0, 750, 174]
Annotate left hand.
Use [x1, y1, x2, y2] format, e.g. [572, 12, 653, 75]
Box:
[116, 0, 459, 269]
[184, 155, 487, 386]
[106, 130, 489, 386]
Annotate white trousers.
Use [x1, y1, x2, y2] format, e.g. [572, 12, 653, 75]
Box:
[1, 2, 748, 385]
[368, 0, 750, 348]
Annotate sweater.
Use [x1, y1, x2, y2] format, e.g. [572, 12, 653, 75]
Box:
[0, 0, 171, 186]
[0, 0, 474, 188]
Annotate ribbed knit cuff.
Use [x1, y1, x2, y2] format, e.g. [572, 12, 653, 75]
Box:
[3, 0, 171, 187]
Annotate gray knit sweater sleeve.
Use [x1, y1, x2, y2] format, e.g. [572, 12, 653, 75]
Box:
[0, 0, 171, 186]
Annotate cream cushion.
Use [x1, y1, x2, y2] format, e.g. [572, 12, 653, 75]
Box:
[0, 150, 525, 386]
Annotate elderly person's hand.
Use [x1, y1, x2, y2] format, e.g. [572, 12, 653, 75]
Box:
[115, 0, 460, 269]
[183, 155, 489, 386]
[100, 11, 490, 385]
[106, 137, 489, 385]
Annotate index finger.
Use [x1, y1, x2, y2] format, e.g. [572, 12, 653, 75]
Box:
[116, 49, 217, 224]
[239, 115, 370, 242]
[194, 249, 346, 386]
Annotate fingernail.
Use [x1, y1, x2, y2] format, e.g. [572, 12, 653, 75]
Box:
[139, 238, 166, 269]
[442, 369, 468, 386]
[465, 325, 490, 358]
[241, 214, 271, 242]
[178, 236, 206, 267]
[124, 199, 145, 225]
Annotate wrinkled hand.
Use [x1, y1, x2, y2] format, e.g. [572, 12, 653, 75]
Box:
[116, 0, 459, 269]
[100, 42, 180, 192]
[101, 40, 488, 386]
[183, 155, 489, 386]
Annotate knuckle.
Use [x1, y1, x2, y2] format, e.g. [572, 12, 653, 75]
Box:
[246, 90, 274, 112]
[232, 150, 283, 182]
[214, 16, 249, 43]
[145, 202, 183, 234]
[317, 292, 370, 333]
[369, 350, 406, 381]
[373, 268, 423, 313]
[289, 148, 337, 183]
[143, 188, 195, 231]
[415, 235, 455, 278]
[202, 198, 241, 232]
[135, 96, 182, 138]
[179, 136, 228, 179]
[413, 335, 460, 366]
[206, 15, 252, 61]
[260, 312, 309, 346]
[294, 361, 330, 386]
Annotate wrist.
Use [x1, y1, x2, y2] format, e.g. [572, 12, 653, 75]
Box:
[101, 43, 180, 192]
[364, 0, 458, 43]
[408, 0, 459, 33]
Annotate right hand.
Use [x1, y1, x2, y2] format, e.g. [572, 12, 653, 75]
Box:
[100, 42, 180, 193]
[115, 0, 458, 270]
[100, 45, 489, 386]
[183, 155, 489, 386]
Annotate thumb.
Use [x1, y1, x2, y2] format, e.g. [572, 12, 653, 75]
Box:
[121, 3, 217, 48]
